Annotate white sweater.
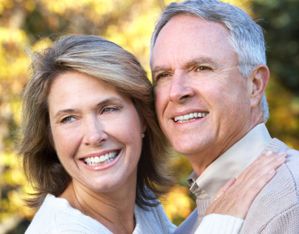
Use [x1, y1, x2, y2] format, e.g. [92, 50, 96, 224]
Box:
[25, 194, 242, 234]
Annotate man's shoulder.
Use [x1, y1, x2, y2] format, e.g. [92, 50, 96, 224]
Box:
[260, 138, 299, 202]
[240, 139, 299, 233]
[271, 138, 299, 182]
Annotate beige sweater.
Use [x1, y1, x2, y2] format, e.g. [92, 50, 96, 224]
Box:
[192, 139, 299, 234]
[240, 139, 299, 233]
[185, 124, 299, 234]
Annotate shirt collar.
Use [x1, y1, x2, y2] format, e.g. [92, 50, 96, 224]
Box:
[189, 123, 272, 199]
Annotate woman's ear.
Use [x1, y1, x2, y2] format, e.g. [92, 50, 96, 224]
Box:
[141, 123, 147, 138]
[248, 65, 270, 107]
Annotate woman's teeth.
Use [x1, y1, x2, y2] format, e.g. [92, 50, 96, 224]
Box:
[84, 151, 118, 166]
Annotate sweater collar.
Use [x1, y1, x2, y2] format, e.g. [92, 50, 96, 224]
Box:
[189, 123, 272, 199]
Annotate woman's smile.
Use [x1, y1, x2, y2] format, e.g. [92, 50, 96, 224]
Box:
[48, 71, 144, 193]
[80, 149, 121, 170]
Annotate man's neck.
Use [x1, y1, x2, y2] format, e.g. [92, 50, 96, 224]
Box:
[189, 121, 264, 176]
[188, 123, 272, 200]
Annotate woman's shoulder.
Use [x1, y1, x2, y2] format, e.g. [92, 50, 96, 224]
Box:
[134, 203, 176, 234]
[25, 194, 112, 234]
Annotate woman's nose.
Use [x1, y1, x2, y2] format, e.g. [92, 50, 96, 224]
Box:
[83, 116, 107, 146]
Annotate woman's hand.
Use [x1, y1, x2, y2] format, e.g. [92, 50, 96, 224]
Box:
[205, 151, 287, 218]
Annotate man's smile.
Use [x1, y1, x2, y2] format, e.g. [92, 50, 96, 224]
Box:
[173, 112, 208, 123]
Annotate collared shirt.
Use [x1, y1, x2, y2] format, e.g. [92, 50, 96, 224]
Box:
[189, 123, 272, 200]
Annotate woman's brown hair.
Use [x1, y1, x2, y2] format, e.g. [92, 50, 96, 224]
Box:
[20, 35, 172, 208]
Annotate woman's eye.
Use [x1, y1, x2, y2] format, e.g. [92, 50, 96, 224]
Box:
[101, 106, 121, 114]
[61, 116, 76, 124]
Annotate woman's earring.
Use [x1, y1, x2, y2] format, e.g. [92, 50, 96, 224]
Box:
[141, 133, 145, 138]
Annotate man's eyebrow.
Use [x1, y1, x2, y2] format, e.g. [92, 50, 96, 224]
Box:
[183, 57, 218, 70]
[152, 57, 218, 74]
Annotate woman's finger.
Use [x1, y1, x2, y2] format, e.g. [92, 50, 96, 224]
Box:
[205, 151, 287, 219]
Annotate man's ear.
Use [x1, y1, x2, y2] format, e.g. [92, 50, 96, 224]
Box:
[248, 65, 270, 107]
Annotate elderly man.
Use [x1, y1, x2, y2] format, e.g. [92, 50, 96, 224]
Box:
[150, 0, 299, 233]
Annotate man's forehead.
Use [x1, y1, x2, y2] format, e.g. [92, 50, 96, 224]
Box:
[151, 20, 235, 73]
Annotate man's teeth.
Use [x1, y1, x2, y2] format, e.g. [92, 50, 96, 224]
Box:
[84, 152, 118, 166]
[174, 112, 207, 122]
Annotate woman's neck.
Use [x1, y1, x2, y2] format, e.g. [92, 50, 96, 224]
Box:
[60, 180, 136, 234]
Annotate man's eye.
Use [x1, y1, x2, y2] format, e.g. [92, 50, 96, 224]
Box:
[155, 72, 171, 81]
[61, 116, 76, 124]
[194, 65, 212, 71]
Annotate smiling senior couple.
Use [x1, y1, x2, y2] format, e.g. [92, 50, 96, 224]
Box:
[23, 0, 299, 234]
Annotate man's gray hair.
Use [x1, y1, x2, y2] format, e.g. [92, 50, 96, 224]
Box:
[150, 0, 269, 121]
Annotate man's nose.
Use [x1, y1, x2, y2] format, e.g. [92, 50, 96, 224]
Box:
[169, 73, 195, 103]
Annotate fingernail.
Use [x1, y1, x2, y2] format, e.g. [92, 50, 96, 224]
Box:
[265, 150, 273, 156]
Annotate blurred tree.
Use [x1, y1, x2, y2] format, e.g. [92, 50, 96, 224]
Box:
[251, 0, 299, 148]
[252, 0, 299, 94]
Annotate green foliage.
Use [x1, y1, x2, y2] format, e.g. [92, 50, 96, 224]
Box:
[252, 0, 299, 94]
[251, 0, 299, 148]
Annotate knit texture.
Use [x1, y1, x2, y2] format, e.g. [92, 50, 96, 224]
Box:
[195, 139, 299, 234]
[195, 214, 243, 234]
[240, 139, 299, 234]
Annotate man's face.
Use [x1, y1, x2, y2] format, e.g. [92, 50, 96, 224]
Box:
[151, 15, 254, 167]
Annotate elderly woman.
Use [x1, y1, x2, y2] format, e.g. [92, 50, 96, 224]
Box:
[21, 35, 285, 234]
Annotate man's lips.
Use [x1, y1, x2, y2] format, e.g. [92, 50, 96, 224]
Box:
[173, 112, 208, 123]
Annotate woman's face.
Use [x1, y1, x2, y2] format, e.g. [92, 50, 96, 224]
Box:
[48, 71, 145, 194]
